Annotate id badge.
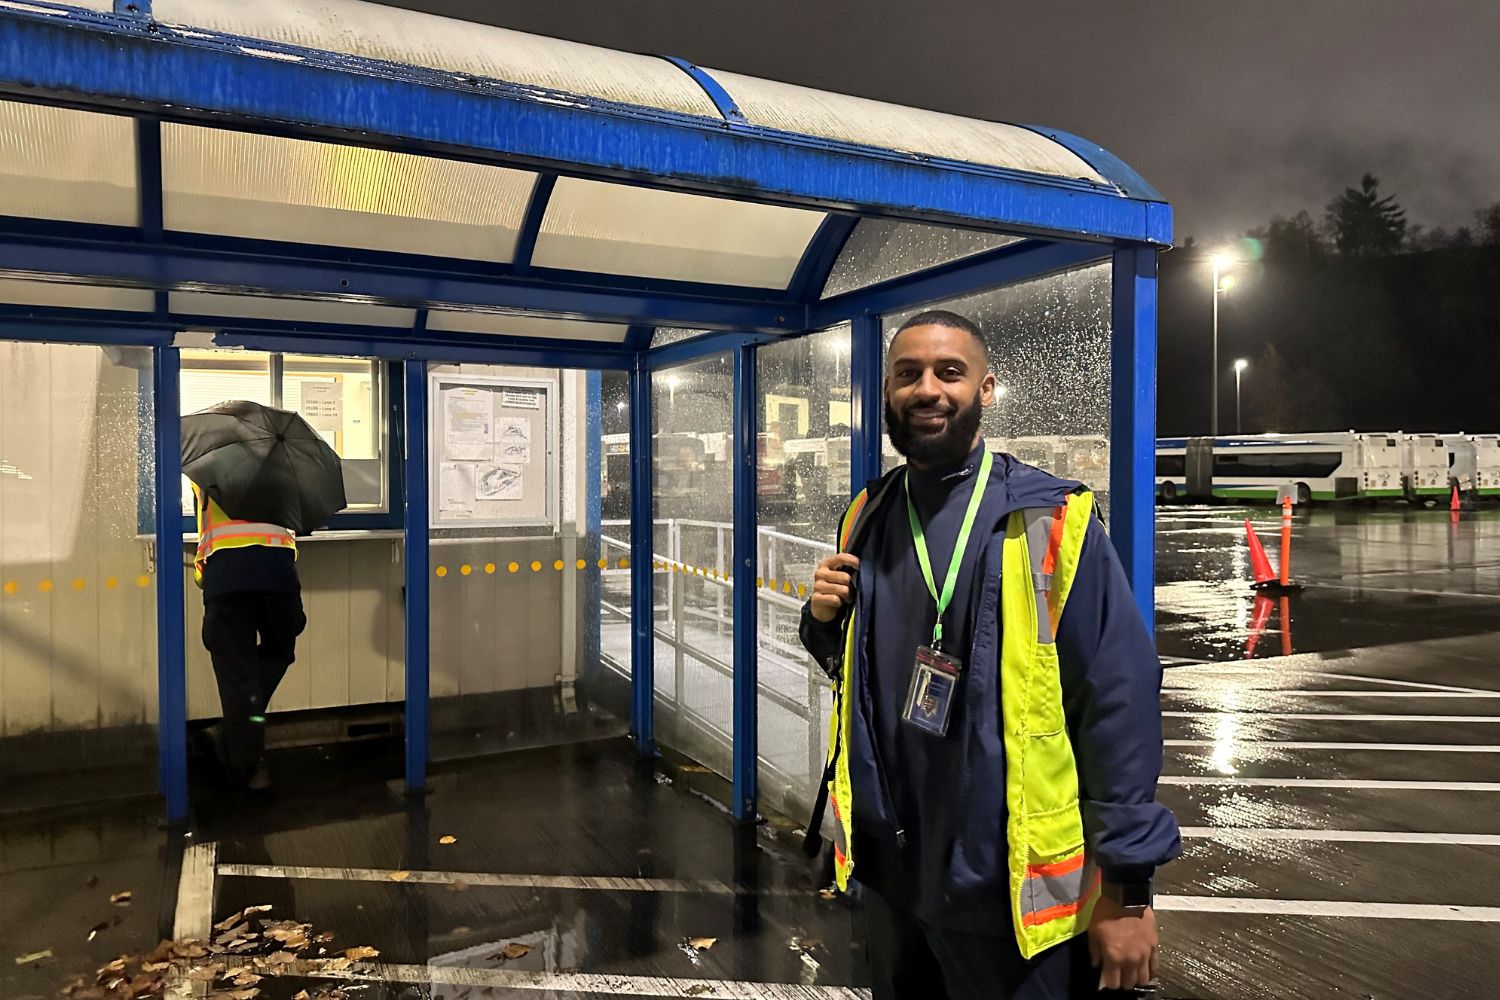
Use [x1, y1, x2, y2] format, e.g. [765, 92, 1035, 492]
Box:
[902, 645, 963, 737]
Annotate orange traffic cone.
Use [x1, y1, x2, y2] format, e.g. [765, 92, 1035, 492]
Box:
[1245, 520, 1279, 588]
[1451, 485, 1462, 512]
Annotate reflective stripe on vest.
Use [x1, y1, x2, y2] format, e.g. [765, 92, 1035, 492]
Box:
[820, 478, 1097, 959]
[193, 488, 296, 585]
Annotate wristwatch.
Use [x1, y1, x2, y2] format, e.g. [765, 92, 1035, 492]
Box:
[1101, 878, 1154, 916]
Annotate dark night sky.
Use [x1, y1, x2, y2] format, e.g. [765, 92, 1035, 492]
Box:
[377, 0, 1500, 245]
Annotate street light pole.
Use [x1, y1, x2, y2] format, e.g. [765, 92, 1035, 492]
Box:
[1211, 257, 1221, 437]
[1234, 358, 1249, 434]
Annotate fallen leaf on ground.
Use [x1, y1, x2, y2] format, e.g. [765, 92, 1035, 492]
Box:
[263, 951, 299, 965]
[188, 967, 220, 981]
[387, 870, 411, 882]
[447, 881, 470, 893]
[438, 835, 457, 845]
[343, 946, 380, 962]
[293, 992, 311, 1000]
[14, 949, 52, 965]
[687, 937, 717, 951]
[685, 985, 716, 997]
[109, 891, 132, 906]
[87, 922, 110, 941]
[496, 942, 530, 961]
[817, 888, 837, 900]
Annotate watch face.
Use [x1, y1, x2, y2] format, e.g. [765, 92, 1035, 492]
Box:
[1120, 882, 1154, 908]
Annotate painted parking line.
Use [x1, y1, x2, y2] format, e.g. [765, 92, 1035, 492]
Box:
[1163, 689, 1500, 699]
[1155, 895, 1500, 922]
[218, 862, 744, 895]
[1165, 740, 1500, 752]
[1164, 711, 1500, 722]
[1160, 776, 1500, 791]
[311, 963, 872, 999]
[1178, 827, 1500, 846]
[167, 841, 217, 1000]
[1163, 669, 1496, 695]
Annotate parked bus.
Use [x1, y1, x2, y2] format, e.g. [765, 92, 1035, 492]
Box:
[1155, 433, 1402, 503]
[1398, 433, 1449, 500]
[1440, 433, 1500, 498]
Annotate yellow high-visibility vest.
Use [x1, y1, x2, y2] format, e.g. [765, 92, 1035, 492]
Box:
[192, 483, 296, 587]
[823, 481, 1099, 959]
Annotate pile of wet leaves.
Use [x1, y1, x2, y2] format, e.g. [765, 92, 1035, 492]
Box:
[60, 904, 379, 1000]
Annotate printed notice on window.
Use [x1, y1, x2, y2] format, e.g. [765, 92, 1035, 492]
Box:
[300, 380, 343, 433]
[500, 388, 542, 411]
[439, 462, 476, 517]
[444, 387, 492, 461]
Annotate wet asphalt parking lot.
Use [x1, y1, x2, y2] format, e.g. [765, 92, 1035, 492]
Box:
[4, 504, 1499, 999]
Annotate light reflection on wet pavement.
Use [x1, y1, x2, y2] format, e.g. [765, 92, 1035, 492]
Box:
[1155, 505, 1500, 662]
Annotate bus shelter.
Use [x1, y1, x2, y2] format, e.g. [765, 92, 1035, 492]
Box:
[0, 0, 1168, 823]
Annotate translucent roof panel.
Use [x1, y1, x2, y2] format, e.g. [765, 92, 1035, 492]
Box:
[822, 219, 1022, 298]
[0, 278, 153, 313]
[707, 69, 1107, 184]
[426, 310, 629, 343]
[0, 100, 137, 226]
[162, 125, 536, 261]
[652, 327, 708, 347]
[153, 0, 720, 118]
[169, 291, 416, 328]
[533, 178, 826, 288]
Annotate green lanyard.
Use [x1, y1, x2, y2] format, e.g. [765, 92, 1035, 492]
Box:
[904, 449, 993, 650]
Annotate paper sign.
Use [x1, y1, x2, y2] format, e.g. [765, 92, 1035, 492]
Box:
[495, 417, 532, 464]
[444, 388, 492, 461]
[476, 463, 523, 501]
[500, 388, 541, 411]
[439, 462, 476, 517]
[301, 381, 343, 432]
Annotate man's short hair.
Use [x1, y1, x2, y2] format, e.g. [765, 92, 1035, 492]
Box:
[892, 309, 988, 359]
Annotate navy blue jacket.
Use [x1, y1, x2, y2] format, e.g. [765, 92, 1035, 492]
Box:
[800, 448, 1179, 931]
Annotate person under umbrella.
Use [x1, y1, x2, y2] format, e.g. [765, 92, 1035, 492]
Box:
[182, 399, 346, 791]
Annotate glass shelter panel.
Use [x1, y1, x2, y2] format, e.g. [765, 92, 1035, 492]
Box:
[597, 372, 633, 688]
[533, 178, 826, 288]
[0, 100, 137, 227]
[651, 355, 735, 778]
[884, 262, 1113, 515]
[425, 363, 627, 760]
[755, 325, 852, 821]
[0, 342, 157, 803]
[822, 219, 1019, 299]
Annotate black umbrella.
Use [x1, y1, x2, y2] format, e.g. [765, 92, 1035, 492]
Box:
[181, 400, 347, 535]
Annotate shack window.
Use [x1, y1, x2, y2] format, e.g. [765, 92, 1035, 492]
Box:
[178, 350, 388, 515]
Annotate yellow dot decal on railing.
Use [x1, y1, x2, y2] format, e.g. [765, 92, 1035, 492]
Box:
[105, 577, 119, 589]
[508, 562, 520, 573]
[553, 559, 564, 571]
[576, 559, 587, 570]
[484, 563, 496, 575]
[797, 584, 808, 598]
[530, 560, 542, 572]
[136, 575, 151, 588]
[3, 581, 16, 595]
[460, 564, 472, 576]
[600, 558, 610, 570]
[435, 566, 448, 577]
[38, 580, 53, 593]
[782, 581, 792, 594]
[756, 577, 764, 588]
[72, 578, 87, 591]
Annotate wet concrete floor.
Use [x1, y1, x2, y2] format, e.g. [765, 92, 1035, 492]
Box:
[1155, 505, 1500, 662]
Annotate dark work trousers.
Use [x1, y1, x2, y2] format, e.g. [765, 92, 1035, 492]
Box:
[862, 888, 1135, 1000]
[202, 590, 306, 779]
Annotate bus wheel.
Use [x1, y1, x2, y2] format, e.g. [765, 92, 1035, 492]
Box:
[1295, 482, 1312, 505]
[1160, 482, 1178, 503]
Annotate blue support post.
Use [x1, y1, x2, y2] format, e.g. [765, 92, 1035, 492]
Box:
[151, 346, 188, 822]
[583, 370, 603, 685]
[730, 343, 759, 823]
[628, 358, 656, 757]
[1109, 246, 1159, 632]
[402, 359, 430, 792]
[850, 313, 884, 492]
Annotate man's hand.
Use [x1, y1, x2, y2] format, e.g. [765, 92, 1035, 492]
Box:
[1088, 896, 1158, 991]
[809, 554, 861, 623]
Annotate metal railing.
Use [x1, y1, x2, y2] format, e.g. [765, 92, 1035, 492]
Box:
[598, 518, 836, 815]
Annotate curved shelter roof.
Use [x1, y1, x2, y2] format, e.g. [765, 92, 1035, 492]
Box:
[0, 0, 1170, 344]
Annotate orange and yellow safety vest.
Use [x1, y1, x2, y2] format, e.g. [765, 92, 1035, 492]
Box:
[192, 483, 296, 588]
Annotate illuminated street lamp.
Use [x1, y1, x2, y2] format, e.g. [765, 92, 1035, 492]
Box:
[1233, 358, 1249, 433]
[1210, 253, 1237, 436]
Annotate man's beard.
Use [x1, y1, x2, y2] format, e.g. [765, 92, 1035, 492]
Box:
[885, 390, 984, 467]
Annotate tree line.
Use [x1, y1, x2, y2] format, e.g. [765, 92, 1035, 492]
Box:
[1157, 176, 1500, 437]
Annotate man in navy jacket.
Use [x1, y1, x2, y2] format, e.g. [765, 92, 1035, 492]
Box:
[801, 310, 1179, 999]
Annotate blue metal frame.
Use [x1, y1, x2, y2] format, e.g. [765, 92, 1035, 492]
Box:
[0, 8, 1171, 246]
[151, 346, 188, 822]
[627, 359, 656, 756]
[1109, 247, 1158, 632]
[730, 343, 758, 822]
[787, 214, 859, 300]
[401, 359, 430, 791]
[134, 118, 162, 239]
[510, 174, 557, 275]
[849, 314, 885, 491]
[646, 330, 781, 370]
[662, 56, 747, 124]
[583, 370, 603, 683]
